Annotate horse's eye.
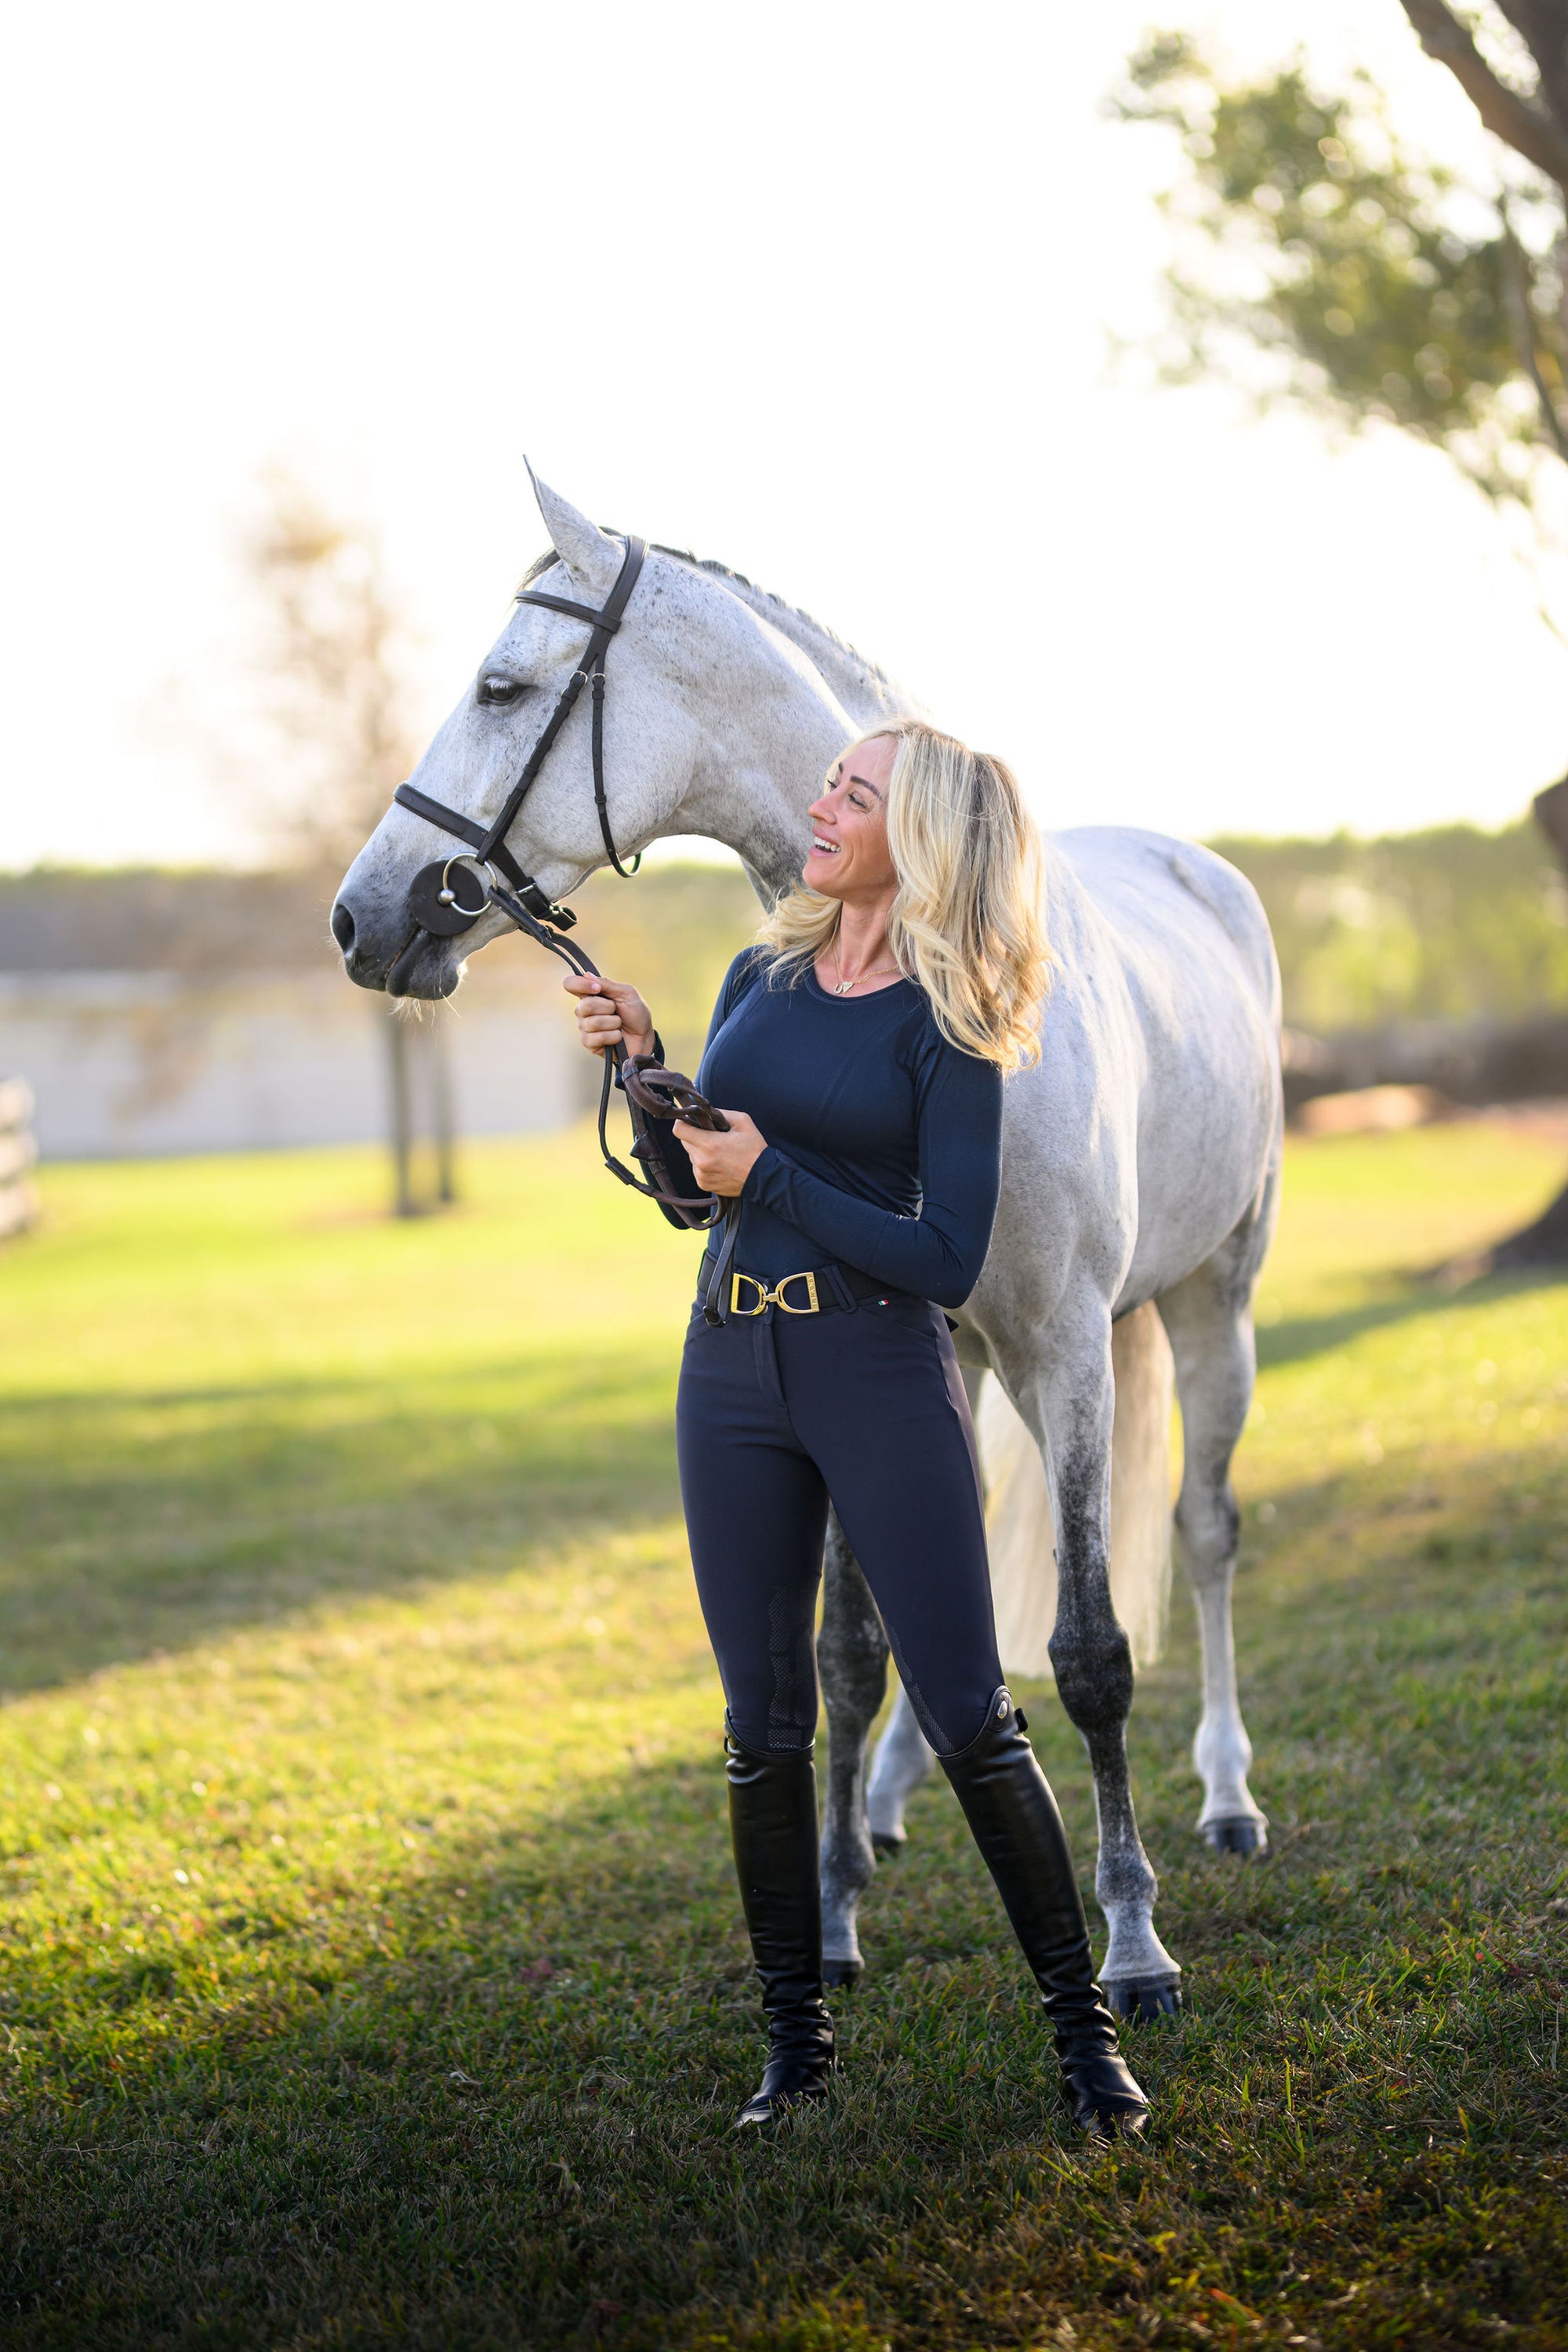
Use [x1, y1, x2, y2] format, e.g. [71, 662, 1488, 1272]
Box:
[477, 673, 524, 706]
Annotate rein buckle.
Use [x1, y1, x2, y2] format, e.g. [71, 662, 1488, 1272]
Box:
[731, 1269, 819, 1318]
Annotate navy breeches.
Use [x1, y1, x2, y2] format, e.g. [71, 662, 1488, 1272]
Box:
[676, 1293, 1004, 1758]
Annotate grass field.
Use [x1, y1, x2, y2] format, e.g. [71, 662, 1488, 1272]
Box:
[2, 1120, 1566, 2350]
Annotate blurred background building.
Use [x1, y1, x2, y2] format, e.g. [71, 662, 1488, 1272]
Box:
[0, 862, 757, 1164]
[0, 868, 575, 1160]
[9, 825, 1568, 1157]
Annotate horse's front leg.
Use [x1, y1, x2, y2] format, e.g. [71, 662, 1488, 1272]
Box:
[866, 1688, 935, 1853]
[816, 1510, 889, 1986]
[1014, 1317, 1183, 2024]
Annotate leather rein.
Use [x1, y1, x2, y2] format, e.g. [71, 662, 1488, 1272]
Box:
[388, 533, 742, 1305]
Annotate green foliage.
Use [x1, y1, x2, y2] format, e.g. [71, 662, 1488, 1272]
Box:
[2, 1131, 1567, 2345]
[1111, 32, 1562, 503]
[1216, 818, 1568, 1029]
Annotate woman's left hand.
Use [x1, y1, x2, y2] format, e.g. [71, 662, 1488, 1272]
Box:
[673, 1109, 768, 1197]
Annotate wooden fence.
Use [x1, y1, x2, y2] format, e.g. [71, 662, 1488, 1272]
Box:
[0, 1077, 37, 1241]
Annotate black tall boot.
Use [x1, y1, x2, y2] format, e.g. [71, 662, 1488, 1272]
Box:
[938, 1687, 1149, 2138]
[725, 1725, 836, 2129]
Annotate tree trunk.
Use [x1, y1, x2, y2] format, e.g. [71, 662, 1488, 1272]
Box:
[381, 1005, 458, 1218]
[430, 1018, 457, 1207]
[1479, 773, 1568, 1269]
[1486, 1174, 1568, 1268]
[385, 1006, 416, 1219]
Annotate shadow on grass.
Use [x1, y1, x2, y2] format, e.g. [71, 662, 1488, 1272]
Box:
[1256, 1262, 1568, 1373]
[0, 1345, 681, 1697]
[7, 1250, 1559, 1697]
[2, 1472, 1568, 2350]
[0, 1734, 1089, 2351]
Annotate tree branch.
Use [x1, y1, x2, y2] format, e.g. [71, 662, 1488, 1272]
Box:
[1500, 198, 1568, 458]
[1399, 0, 1568, 185]
[1494, 4, 1568, 154]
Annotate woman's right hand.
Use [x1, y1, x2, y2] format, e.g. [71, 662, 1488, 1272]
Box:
[563, 972, 657, 1060]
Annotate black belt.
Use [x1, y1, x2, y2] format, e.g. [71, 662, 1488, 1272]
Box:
[703, 1259, 920, 1323]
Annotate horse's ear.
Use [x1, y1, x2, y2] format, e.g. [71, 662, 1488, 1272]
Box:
[525, 460, 622, 595]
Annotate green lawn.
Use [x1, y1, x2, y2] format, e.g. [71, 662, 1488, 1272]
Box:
[1, 1122, 1566, 2350]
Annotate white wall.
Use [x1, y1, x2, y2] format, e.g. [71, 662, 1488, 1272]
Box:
[0, 968, 581, 1159]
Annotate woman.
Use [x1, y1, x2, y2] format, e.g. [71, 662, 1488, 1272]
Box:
[564, 719, 1149, 2140]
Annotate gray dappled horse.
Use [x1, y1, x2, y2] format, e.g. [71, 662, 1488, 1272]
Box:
[332, 473, 1281, 2019]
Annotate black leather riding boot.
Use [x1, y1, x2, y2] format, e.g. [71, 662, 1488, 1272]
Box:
[725, 1725, 836, 2129]
[938, 1688, 1149, 2138]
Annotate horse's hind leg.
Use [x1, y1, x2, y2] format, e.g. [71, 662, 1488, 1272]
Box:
[817, 1511, 890, 1985]
[1007, 1304, 1182, 2022]
[1157, 1198, 1276, 1858]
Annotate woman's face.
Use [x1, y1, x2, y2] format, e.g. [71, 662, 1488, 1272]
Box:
[802, 735, 897, 901]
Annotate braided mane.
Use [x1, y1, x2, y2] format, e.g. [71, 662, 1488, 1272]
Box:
[517, 538, 897, 699]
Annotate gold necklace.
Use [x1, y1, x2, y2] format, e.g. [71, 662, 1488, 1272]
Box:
[829, 935, 900, 995]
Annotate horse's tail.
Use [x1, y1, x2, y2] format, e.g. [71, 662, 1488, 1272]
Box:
[978, 1301, 1175, 1676]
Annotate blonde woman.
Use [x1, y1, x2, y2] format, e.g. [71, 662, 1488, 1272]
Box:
[564, 720, 1149, 2141]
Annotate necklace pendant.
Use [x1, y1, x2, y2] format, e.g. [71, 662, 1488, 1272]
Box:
[833, 980, 855, 994]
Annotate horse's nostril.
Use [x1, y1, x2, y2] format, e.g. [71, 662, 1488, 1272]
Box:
[329, 900, 356, 955]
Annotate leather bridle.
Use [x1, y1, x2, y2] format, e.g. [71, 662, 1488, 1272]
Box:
[385, 532, 740, 1296]
[396, 532, 648, 935]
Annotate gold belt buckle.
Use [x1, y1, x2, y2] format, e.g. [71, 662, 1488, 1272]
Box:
[772, 1269, 819, 1314]
[730, 1269, 819, 1317]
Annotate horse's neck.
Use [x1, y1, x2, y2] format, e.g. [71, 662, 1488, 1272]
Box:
[669, 586, 905, 900]
[710, 575, 909, 733]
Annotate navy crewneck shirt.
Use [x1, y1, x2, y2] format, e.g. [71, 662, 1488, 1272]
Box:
[676, 949, 1003, 1310]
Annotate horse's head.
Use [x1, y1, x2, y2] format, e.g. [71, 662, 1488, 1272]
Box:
[330, 470, 705, 999]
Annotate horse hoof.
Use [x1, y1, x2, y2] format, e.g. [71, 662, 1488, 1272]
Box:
[1105, 1977, 1182, 2024]
[869, 1828, 906, 1859]
[1201, 1816, 1267, 1858]
[822, 1955, 862, 1989]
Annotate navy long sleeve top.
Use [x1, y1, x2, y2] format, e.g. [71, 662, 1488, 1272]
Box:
[677, 949, 1004, 1310]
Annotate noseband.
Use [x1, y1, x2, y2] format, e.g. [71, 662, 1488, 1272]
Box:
[387, 532, 739, 1287]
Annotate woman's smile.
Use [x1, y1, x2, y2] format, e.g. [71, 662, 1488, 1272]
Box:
[802, 735, 896, 897]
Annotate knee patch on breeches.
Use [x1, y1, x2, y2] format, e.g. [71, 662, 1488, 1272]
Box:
[765, 1584, 818, 1751]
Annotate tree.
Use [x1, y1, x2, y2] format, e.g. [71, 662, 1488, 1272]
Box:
[1112, 4, 1568, 1264]
[240, 471, 453, 1216]
[241, 470, 423, 878]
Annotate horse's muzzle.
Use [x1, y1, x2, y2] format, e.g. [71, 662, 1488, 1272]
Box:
[385, 928, 463, 1000]
[330, 894, 459, 999]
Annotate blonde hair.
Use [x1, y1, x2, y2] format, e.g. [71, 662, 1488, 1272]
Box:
[757, 719, 1052, 1072]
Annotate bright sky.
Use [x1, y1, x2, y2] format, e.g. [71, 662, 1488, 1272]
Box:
[3, 0, 1565, 872]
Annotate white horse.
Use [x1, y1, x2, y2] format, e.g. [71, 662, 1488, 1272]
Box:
[332, 474, 1281, 2017]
